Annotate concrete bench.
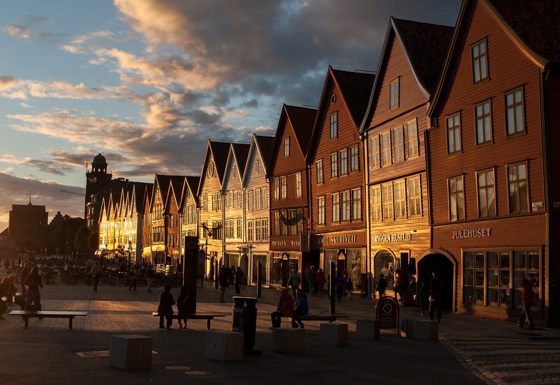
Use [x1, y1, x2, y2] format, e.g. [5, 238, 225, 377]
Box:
[413, 319, 438, 340]
[320, 322, 348, 346]
[109, 335, 153, 370]
[152, 312, 225, 330]
[272, 328, 305, 353]
[9, 310, 88, 330]
[355, 319, 380, 340]
[205, 331, 244, 361]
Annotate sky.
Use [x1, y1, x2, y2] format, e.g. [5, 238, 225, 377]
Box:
[0, 0, 462, 231]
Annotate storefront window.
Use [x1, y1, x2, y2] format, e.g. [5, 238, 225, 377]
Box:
[463, 249, 540, 309]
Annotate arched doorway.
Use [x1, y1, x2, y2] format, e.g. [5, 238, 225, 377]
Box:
[373, 250, 396, 292]
[418, 252, 455, 311]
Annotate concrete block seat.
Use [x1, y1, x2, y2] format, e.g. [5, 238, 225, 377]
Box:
[109, 335, 153, 370]
[272, 328, 305, 354]
[355, 319, 380, 340]
[205, 331, 244, 361]
[320, 322, 348, 346]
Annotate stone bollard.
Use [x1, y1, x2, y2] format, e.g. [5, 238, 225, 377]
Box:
[109, 335, 153, 370]
[272, 328, 305, 353]
[205, 331, 244, 361]
[413, 320, 438, 340]
[400, 318, 414, 338]
[355, 319, 380, 340]
[320, 323, 348, 346]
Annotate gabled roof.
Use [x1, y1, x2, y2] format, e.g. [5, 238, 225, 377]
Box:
[231, 143, 250, 179]
[307, 66, 375, 162]
[180, 176, 201, 210]
[242, 134, 275, 186]
[197, 140, 231, 196]
[153, 174, 186, 213]
[269, 104, 317, 176]
[429, 0, 560, 116]
[361, 17, 453, 130]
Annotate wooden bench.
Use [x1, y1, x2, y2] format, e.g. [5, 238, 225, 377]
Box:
[9, 310, 88, 330]
[152, 312, 225, 330]
[296, 315, 347, 323]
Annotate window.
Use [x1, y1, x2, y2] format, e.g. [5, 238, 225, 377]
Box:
[332, 193, 340, 223]
[447, 113, 461, 154]
[407, 176, 422, 217]
[390, 77, 400, 109]
[350, 145, 359, 172]
[477, 169, 496, 218]
[382, 183, 393, 221]
[207, 162, 216, 177]
[393, 179, 406, 219]
[369, 136, 380, 168]
[330, 153, 338, 178]
[381, 132, 392, 166]
[284, 137, 290, 157]
[508, 162, 528, 214]
[393, 126, 404, 162]
[254, 159, 260, 174]
[236, 218, 242, 238]
[472, 39, 488, 83]
[295, 172, 302, 198]
[463, 249, 540, 310]
[330, 113, 338, 139]
[316, 160, 324, 184]
[340, 149, 348, 175]
[370, 185, 382, 222]
[352, 188, 362, 220]
[247, 220, 254, 241]
[448, 175, 465, 221]
[273, 177, 279, 200]
[341, 190, 351, 221]
[475, 100, 492, 144]
[317, 196, 326, 225]
[506, 88, 525, 135]
[248, 190, 254, 211]
[280, 175, 287, 199]
[406, 119, 419, 158]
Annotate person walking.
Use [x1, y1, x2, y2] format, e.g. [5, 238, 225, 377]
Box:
[270, 287, 293, 328]
[146, 265, 154, 292]
[129, 266, 138, 291]
[377, 273, 387, 299]
[336, 271, 344, 301]
[91, 262, 101, 292]
[519, 278, 536, 330]
[0, 277, 10, 320]
[24, 265, 43, 311]
[219, 266, 229, 302]
[417, 278, 430, 315]
[157, 284, 175, 330]
[234, 266, 244, 294]
[176, 285, 190, 329]
[292, 288, 308, 328]
[429, 271, 443, 323]
[307, 266, 317, 296]
[316, 268, 326, 295]
[287, 268, 301, 300]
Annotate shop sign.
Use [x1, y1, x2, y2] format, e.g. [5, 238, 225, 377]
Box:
[372, 233, 412, 243]
[451, 227, 491, 240]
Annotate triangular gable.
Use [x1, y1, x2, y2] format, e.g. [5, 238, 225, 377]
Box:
[306, 66, 375, 162]
[242, 134, 275, 186]
[182, 176, 200, 210]
[224, 143, 250, 191]
[197, 140, 231, 196]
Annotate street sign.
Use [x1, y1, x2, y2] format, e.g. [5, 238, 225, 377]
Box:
[375, 296, 400, 335]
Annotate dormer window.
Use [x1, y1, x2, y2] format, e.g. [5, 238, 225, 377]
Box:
[472, 39, 488, 83]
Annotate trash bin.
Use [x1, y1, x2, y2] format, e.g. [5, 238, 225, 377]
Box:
[232, 296, 258, 352]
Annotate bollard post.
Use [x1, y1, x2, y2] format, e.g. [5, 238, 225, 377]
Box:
[232, 296, 261, 354]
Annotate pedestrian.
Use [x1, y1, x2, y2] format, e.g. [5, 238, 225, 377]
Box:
[394, 269, 407, 301]
[157, 284, 175, 330]
[24, 265, 43, 311]
[177, 285, 190, 329]
[219, 265, 229, 302]
[146, 265, 154, 292]
[417, 278, 429, 315]
[91, 262, 101, 292]
[519, 278, 536, 330]
[0, 277, 10, 320]
[377, 273, 387, 299]
[19, 262, 31, 298]
[307, 265, 317, 296]
[270, 287, 293, 328]
[429, 271, 443, 323]
[129, 265, 138, 291]
[316, 268, 326, 295]
[336, 271, 344, 301]
[287, 268, 301, 299]
[234, 266, 244, 294]
[346, 277, 353, 302]
[292, 288, 308, 329]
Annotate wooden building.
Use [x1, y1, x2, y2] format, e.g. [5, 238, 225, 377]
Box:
[426, 0, 560, 326]
[198, 140, 230, 276]
[361, 18, 453, 298]
[307, 67, 375, 293]
[222, 142, 250, 272]
[269, 104, 317, 288]
[179, 176, 201, 253]
[242, 134, 275, 285]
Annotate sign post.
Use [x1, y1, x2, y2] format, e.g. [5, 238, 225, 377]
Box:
[375, 296, 400, 335]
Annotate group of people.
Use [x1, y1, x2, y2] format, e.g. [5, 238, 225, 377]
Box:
[156, 284, 193, 329]
[304, 266, 326, 296]
[0, 262, 44, 320]
[270, 287, 308, 329]
[218, 265, 244, 302]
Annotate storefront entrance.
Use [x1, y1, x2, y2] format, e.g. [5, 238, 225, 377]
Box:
[418, 253, 455, 311]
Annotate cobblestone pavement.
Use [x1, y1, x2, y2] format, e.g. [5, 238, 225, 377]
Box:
[2, 279, 559, 385]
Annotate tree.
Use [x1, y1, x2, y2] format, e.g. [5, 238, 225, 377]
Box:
[75, 225, 90, 258]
